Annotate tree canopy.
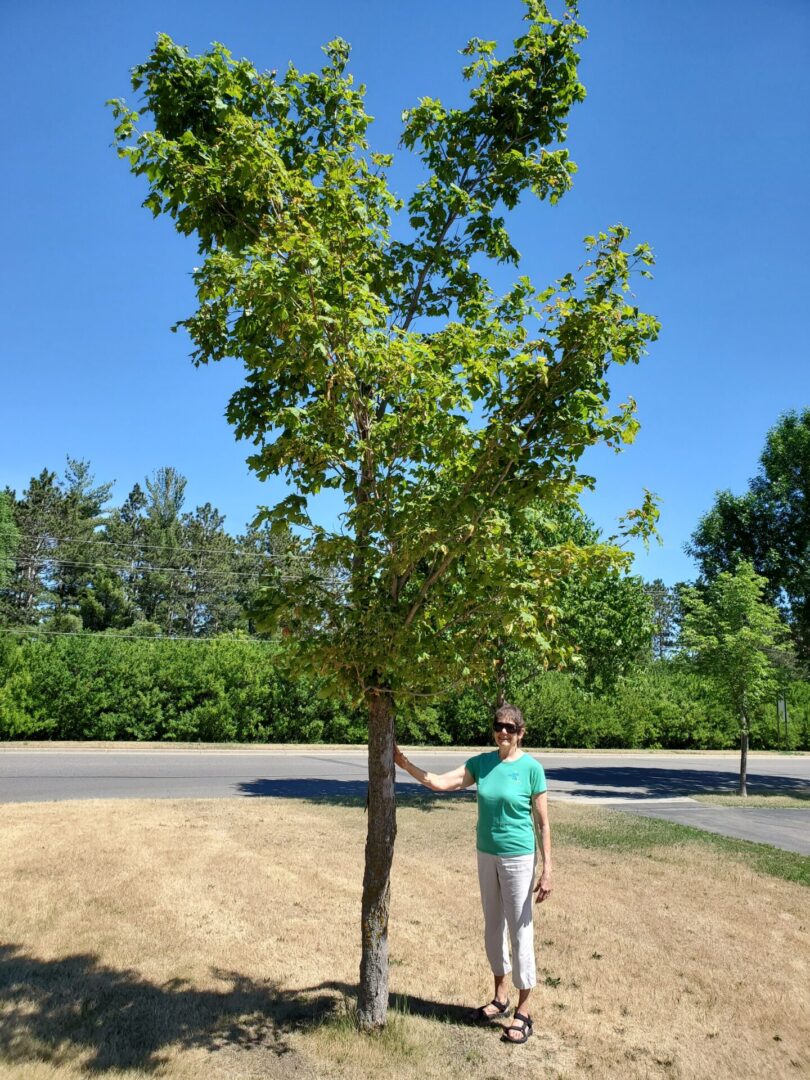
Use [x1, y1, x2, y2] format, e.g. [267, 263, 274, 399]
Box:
[111, 3, 659, 704]
[688, 408, 810, 662]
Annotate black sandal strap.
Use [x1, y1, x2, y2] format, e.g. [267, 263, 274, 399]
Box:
[501, 1011, 534, 1043]
[468, 998, 510, 1021]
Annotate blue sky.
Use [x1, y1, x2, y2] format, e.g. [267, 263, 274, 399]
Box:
[1, 0, 808, 584]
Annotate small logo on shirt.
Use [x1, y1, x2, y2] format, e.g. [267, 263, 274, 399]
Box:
[509, 772, 520, 781]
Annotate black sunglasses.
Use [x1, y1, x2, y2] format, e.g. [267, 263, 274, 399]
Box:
[492, 721, 518, 734]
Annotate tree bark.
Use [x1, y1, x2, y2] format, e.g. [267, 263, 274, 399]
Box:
[357, 684, 397, 1029]
[739, 714, 749, 798]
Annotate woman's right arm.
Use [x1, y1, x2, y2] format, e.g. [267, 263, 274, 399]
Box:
[394, 745, 474, 792]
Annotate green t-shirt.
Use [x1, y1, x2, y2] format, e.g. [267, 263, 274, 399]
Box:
[465, 751, 547, 857]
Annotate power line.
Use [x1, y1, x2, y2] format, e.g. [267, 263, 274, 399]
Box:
[0, 626, 278, 643]
[11, 549, 350, 588]
[13, 555, 333, 582]
[16, 533, 323, 562]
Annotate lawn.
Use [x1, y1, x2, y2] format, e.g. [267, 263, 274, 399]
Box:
[692, 792, 810, 808]
[0, 796, 807, 1079]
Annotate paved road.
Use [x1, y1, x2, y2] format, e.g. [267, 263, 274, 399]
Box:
[1, 748, 808, 854]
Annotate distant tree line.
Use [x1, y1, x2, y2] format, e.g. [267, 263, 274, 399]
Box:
[1, 406, 807, 748]
[1, 458, 654, 670]
[0, 461, 293, 637]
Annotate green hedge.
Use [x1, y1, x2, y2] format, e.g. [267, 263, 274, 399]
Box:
[511, 667, 805, 750]
[0, 635, 366, 743]
[0, 635, 808, 749]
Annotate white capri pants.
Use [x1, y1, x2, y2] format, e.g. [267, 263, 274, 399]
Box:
[476, 850, 537, 989]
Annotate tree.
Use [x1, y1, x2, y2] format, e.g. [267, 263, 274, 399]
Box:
[680, 562, 792, 795]
[235, 519, 305, 636]
[688, 409, 810, 661]
[548, 505, 654, 691]
[485, 503, 653, 702]
[178, 502, 243, 635]
[3, 470, 66, 625]
[112, 0, 659, 1027]
[135, 467, 189, 633]
[562, 568, 652, 691]
[0, 491, 19, 592]
[77, 568, 136, 632]
[644, 578, 679, 660]
[49, 459, 115, 626]
[0, 461, 114, 630]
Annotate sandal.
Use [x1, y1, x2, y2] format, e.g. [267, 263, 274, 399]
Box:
[467, 997, 510, 1023]
[501, 1010, 533, 1044]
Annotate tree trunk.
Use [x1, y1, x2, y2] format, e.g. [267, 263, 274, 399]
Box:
[495, 637, 507, 709]
[357, 685, 397, 1029]
[739, 715, 749, 798]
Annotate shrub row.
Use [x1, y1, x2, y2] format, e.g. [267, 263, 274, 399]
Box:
[0, 635, 808, 749]
[0, 635, 366, 743]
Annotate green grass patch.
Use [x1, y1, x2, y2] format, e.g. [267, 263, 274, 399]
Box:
[693, 792, 810, 808]
[315, 994, 421, 1064]
[555, 809, 810, 887]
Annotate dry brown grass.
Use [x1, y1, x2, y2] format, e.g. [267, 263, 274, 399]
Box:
[0, 796, 807, 1080]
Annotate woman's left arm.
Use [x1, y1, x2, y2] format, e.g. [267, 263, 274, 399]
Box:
[532, 791, 553, 903]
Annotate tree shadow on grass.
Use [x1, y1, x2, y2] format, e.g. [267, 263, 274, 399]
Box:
[236, 777, 475, 809]
[0, 948, 474, 1074]
[0, 944, 336, 1073]
[296, 978, 474, 1025]
[543, 765, 810, 800]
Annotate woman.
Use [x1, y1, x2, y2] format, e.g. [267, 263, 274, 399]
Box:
[394, 703, 552, 1045]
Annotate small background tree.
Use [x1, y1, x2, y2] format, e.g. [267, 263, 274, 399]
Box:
[680, 561, 793, 795]
[644, 578, 680, 661]
[485, 501, 654, 705]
